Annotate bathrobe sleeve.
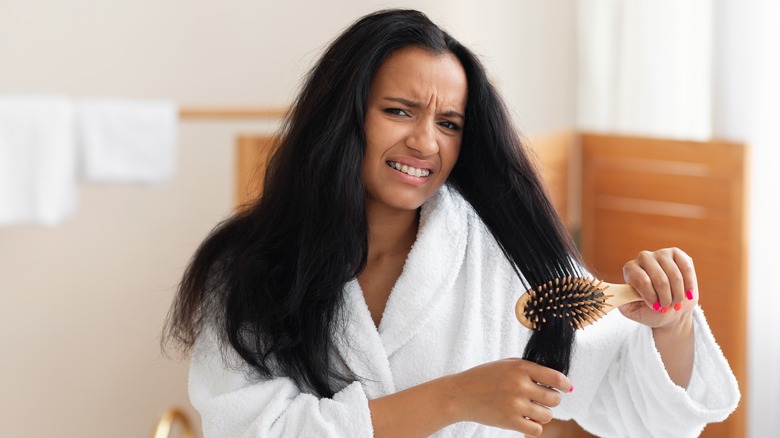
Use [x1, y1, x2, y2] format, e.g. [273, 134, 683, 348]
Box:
[188, 330, 374, 438]
[569, 306, 740, 438]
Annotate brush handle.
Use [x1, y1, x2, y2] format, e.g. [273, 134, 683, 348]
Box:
[602, 282, 645, 308]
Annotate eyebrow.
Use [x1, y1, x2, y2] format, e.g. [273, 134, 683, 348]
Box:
[383, 97, 465, 121]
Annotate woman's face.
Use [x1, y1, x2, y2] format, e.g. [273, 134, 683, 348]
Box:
[363, 46, 467, 214]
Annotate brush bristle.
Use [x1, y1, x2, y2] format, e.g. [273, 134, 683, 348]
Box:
[523, 276, 612, 330]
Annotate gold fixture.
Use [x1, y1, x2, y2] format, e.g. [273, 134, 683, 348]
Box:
[151, 407, 194, 438]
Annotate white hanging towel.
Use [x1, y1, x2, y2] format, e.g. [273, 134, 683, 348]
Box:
[76, 98, 178, 184]
[0, 96, 78, 227]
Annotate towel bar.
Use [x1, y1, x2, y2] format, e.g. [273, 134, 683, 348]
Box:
[179, 107, 287, 119]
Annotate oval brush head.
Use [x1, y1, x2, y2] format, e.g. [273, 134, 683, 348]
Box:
[515, 276, 643, 330]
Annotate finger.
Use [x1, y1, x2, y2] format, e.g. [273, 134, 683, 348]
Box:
[531, 384, 563, 408]
[525, 402, 554, 424]
[506, 397, 551, 434]
[517, 418, 544, 437]
[655, 249, 685, 311]
[527, 365, 572, 393]
[624, 258, 657, 310]
[673, 248, 698, 306]
[636, 251, 671, 311]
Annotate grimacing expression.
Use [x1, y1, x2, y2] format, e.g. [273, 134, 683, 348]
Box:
[362, 46, 467, 213]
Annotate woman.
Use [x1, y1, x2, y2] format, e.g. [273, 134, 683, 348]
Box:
[165, 9, 739, 437]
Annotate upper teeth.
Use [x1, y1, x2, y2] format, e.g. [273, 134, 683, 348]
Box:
[387, 161, 430, 177]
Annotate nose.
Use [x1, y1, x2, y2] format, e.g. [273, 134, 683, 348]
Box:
[405, 117, 438, 156]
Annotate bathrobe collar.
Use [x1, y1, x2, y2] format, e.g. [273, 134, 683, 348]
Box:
[334, 186, 469, 397]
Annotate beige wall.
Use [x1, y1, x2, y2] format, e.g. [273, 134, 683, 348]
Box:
[0, 1, 576, 437]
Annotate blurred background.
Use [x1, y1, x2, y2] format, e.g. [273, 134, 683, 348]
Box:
[1, 1, 777, 437]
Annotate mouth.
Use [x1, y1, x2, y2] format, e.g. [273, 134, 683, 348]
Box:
[386, 160, 432, 178]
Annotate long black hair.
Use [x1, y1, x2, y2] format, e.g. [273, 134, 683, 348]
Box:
[164, 9, 584, 397]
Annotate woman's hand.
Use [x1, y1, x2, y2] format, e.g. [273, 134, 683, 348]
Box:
[618, 247, 696, 387]
[618, 247, 697, 328]
[445, 359, 572, 436]
[370, 358, 571, 437]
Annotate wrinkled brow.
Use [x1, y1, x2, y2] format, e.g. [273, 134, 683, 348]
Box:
[383, 97, 465, 121]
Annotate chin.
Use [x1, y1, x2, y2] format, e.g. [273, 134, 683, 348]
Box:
[370, 188, 436, 212]
[385, 197, 426, 212]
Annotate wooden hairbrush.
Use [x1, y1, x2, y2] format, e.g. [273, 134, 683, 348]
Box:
[515, 276, 644, 330]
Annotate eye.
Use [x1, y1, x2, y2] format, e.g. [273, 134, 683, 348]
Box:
[438, 120, 461, 131]
[383, 108, 410, 117]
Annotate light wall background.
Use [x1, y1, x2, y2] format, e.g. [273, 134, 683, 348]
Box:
[0, 1, 577, 437]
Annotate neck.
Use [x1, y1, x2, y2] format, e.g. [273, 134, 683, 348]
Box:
[364, 201, 419, 260]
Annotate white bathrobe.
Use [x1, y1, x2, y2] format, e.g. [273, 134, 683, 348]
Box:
[189, 186, 740, 437]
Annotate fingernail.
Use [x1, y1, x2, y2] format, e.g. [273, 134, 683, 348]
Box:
[686, 289, 694, 300]
[674, 303, 682, 311]
[653, 301, 661, 312]
[569, 385, 574, 393]
[661, 306, 669, 313]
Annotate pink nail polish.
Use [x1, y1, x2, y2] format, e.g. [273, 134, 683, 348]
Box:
[686, 290, 694, 300]
[674, 303, 682, 311]
[653, 301, 661, 312]
[569, 385, 574, 393]
[661, 306, 669, 313]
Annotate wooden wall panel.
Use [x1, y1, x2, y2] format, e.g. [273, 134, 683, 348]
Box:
[235, 135, 277, 208]
[527, 132, 576, 229]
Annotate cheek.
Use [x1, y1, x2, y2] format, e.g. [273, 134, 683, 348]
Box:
[363, 120, 391, 159]
[441, 141, 462, 173]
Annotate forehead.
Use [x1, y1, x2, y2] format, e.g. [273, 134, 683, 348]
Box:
[370, 46, 468, 109]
